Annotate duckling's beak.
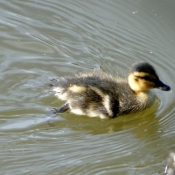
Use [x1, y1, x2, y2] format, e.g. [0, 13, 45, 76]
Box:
[156, 80, 171, 91]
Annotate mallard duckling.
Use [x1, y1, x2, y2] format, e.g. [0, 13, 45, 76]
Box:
[50, 62, 171, 119]
[164, 152, 175, 175]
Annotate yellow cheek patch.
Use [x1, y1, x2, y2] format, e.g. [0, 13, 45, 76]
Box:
[69, 85, 86, 93]
[128, 73, 156, 92]
[139, 79, 155, 89]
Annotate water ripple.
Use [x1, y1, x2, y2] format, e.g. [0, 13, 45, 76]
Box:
[0, 0, 175, 175]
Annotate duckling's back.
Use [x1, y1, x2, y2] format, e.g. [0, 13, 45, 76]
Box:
[51, 71, 150, 119]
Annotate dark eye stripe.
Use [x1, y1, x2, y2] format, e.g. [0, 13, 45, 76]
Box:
[135, 75, 156, 82]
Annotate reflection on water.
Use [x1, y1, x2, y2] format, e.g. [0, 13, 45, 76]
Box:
[164, 151, 175, 175]
[0, 0, 175, 174]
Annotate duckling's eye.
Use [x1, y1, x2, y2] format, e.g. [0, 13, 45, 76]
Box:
[142, 76, 152, 81]
[135, 75, 154, 82]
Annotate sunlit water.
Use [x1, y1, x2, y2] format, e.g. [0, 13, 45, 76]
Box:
[0, 1, 175, 175]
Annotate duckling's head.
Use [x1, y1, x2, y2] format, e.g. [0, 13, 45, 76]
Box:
[128, 62, 171, 93]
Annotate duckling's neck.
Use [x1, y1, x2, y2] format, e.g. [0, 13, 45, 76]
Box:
[136, 90, 154, 108]
[119, 80, 155, 115]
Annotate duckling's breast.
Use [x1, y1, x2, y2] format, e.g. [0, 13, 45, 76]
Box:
[117, 87, 154, 115]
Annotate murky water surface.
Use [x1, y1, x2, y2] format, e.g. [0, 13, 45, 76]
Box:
[0, 1, 175, 174]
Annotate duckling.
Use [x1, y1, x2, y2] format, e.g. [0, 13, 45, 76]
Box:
[164, 152, 175, 175]
[50, 62, 171, 119]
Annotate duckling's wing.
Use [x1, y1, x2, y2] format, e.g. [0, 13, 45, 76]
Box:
[50, 72, 121, 118]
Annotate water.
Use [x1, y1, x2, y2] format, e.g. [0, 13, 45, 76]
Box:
[0, 0, 175, 174]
